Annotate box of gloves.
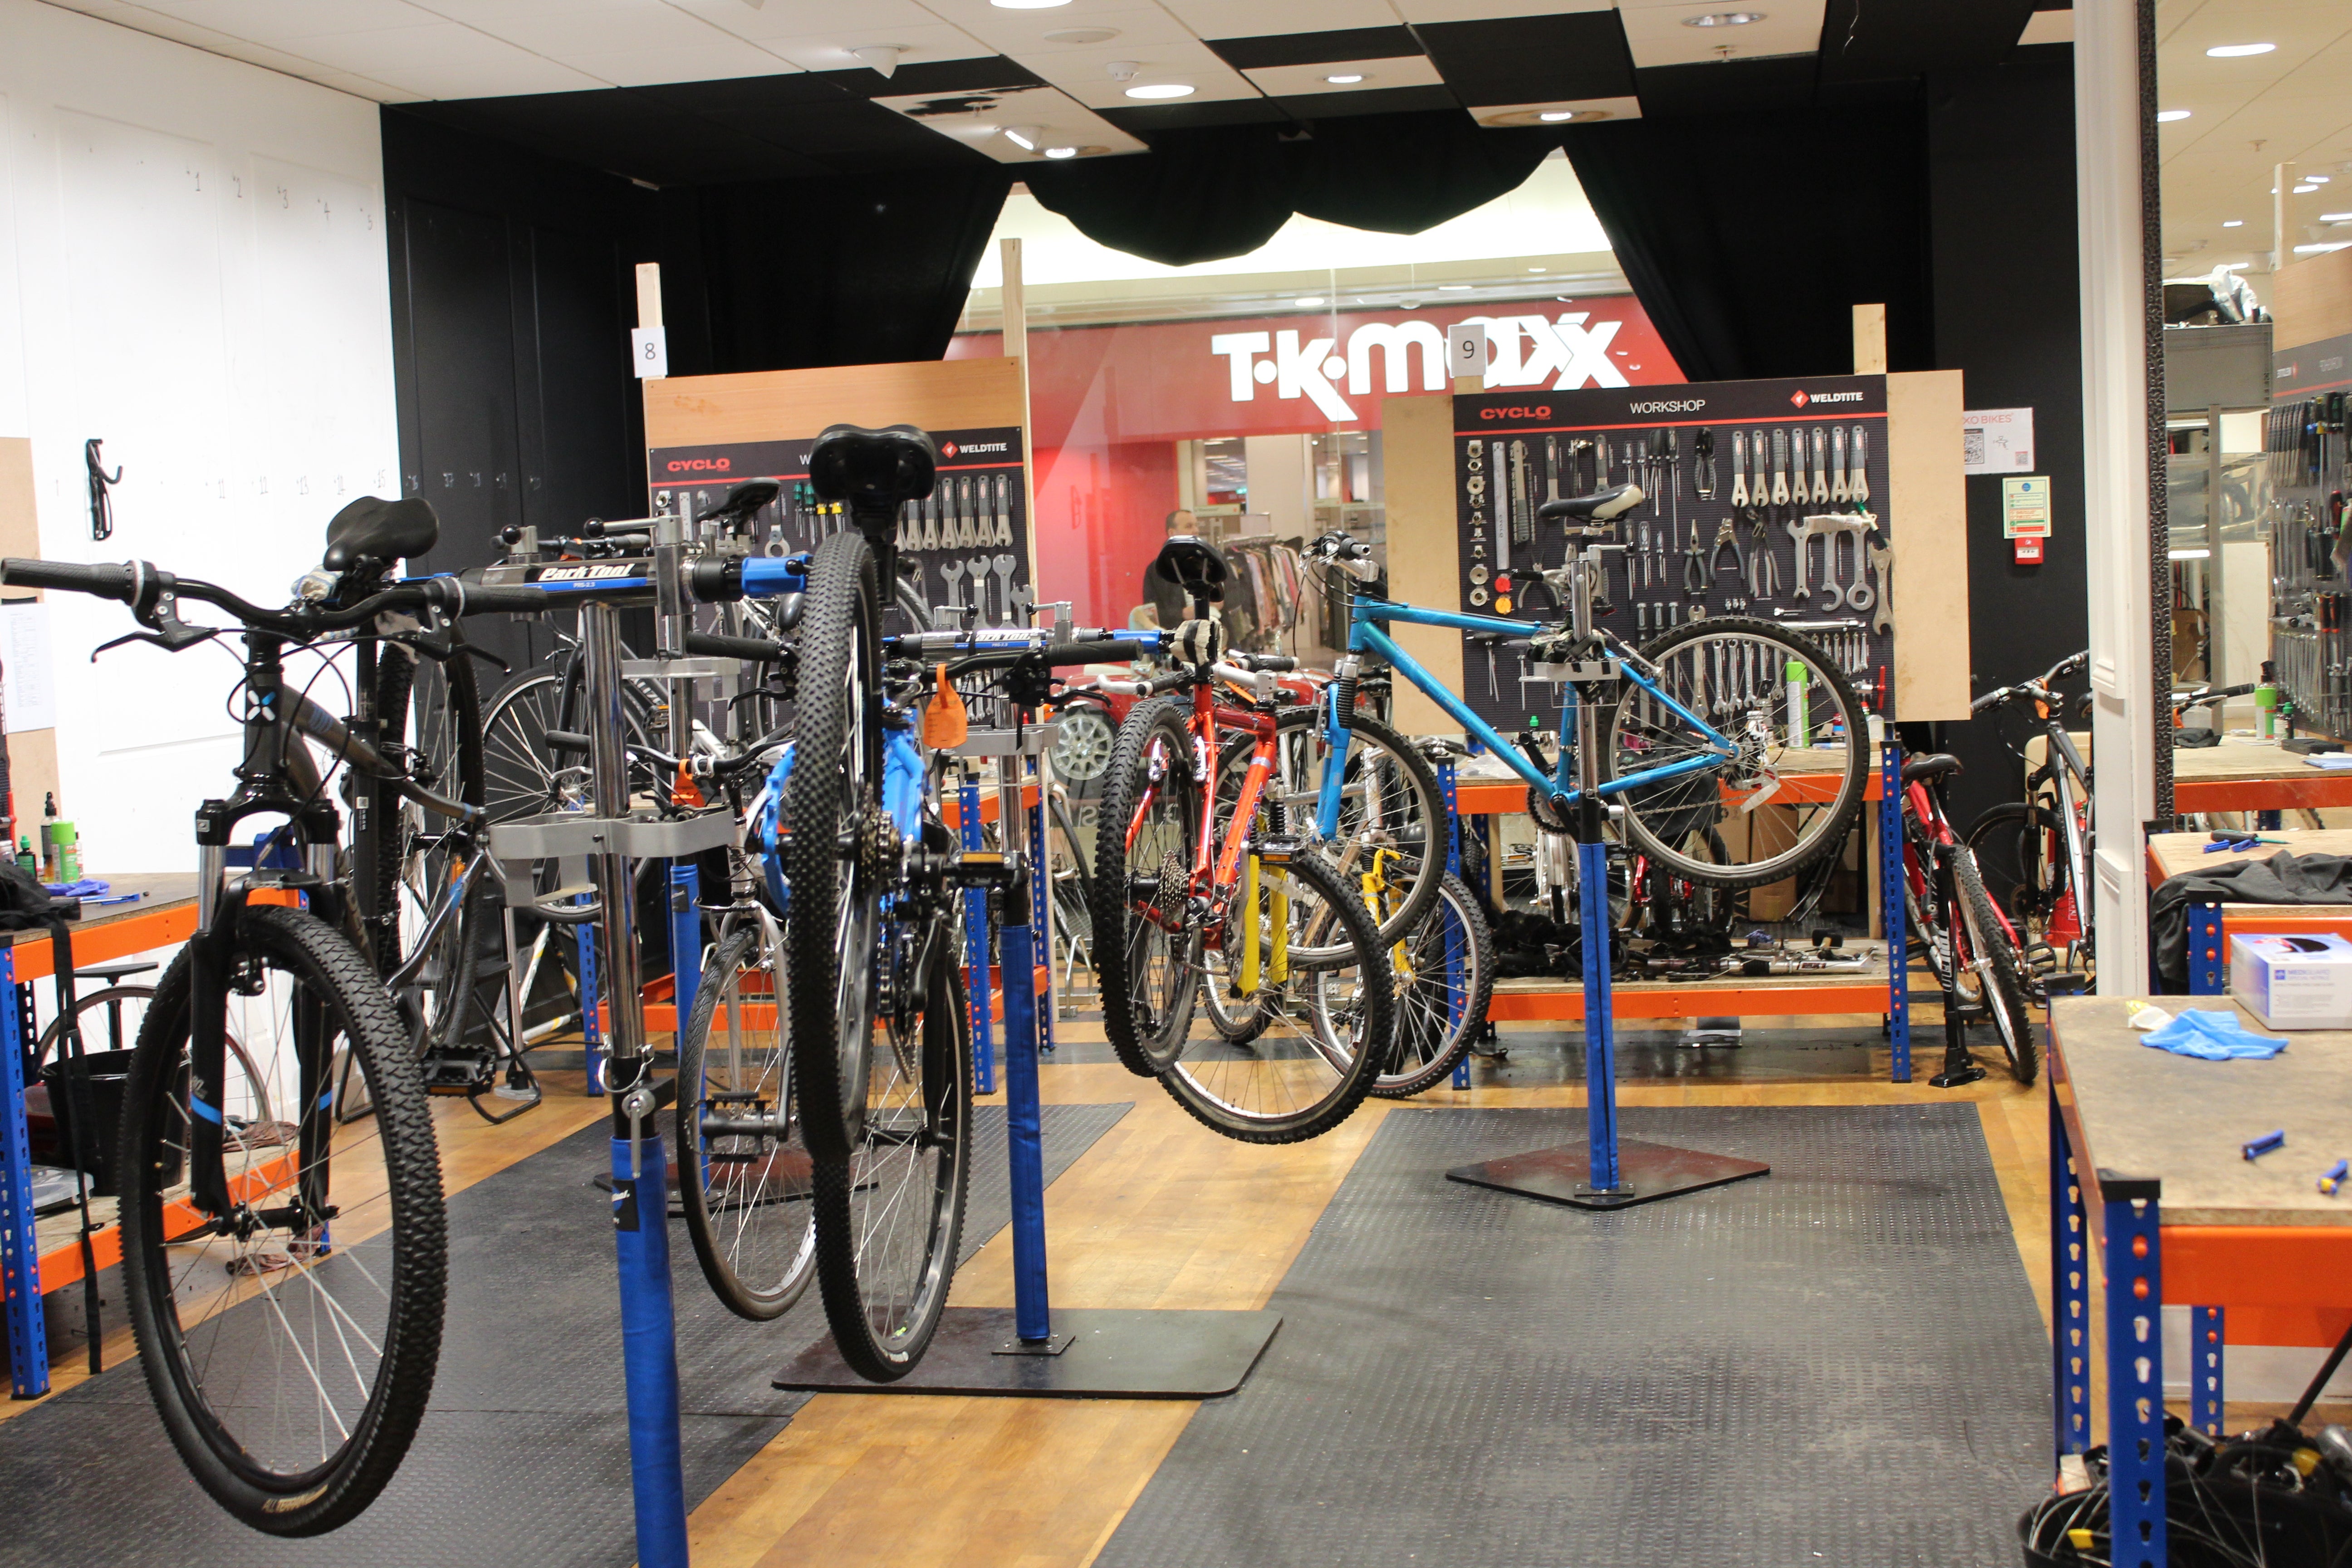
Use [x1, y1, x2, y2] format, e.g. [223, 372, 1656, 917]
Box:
[2229, 932, 2352, 1029]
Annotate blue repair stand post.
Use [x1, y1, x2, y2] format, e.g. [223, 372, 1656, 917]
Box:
[0, 946, 51, 1399]
[777, 706, 1281, 1397]
[1444, 613, 1769, 1210]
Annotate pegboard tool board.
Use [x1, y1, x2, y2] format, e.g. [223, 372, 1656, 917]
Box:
[1453, 374, 1929, 731]
[643, 359, 1035, 625]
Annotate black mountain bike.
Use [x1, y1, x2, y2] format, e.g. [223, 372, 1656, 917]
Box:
[1, 503, 546, 1535]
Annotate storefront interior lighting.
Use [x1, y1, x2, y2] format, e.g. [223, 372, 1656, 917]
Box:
[1001, 126, 1042, 151]
[2294, 242, 2352, 254]
[2295, 184, 2320, 194]
[2156, 109, 2190, 122]
[1125, 83, 1194, 98]
[1683, 11, 1764, 24]
[1539, 110, 1576, 121]
[2205, 42, 2274, 56]
[2169, 548, 2210, 561]
[1437, 284, 1473, 291]
[2223, 219, 2244, 227]
[2309, 175, 2332, 182]
[1043, 146, 1078, 159]
[2323, 212, 2352, 223]
[1295, 296, 1326, 307]
[992, 0, 1073, 9]
[1324, 73, 1366, 83]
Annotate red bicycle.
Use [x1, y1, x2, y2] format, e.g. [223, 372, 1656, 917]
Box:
[1900, 750, 2037, 1085]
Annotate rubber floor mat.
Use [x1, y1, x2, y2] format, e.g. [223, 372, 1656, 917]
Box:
[1093, 1103, 2047, 1568]
[0, 1100, 1129, 1567]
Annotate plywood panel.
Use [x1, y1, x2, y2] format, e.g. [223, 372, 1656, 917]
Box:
[2272, 249, 2352, 353]
[0, 438, 34, 557]
[642, 358, 1028, 454]
[1886, 369, 1970, 720]
[1378, 393, 1464, 736]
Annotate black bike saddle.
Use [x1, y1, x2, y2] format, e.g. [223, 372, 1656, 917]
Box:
[323, 495, 438, 572]
[1536, 483, 1642, 524]
[808, 425, 937, 517]
[699, 479, 781, 527]
[1153, 535, 1227, 603]
[1900, 753, 1961, 784]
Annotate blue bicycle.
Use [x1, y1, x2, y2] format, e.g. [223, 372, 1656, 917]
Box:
[1302, 483, 1869, 909]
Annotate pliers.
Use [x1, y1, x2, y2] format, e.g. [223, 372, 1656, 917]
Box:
[1746, 512, 1780, 599]
[1707, 518, 1744, 593]
[1682, 521, 1708, 594]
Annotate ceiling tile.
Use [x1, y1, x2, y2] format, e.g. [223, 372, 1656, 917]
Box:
[660, 0, 957, 45]
[1617, 0, 1825, 70]
[133, 0, 433, 40]
[1392, 0, 1612, 20]
[1271, 81, 1460, 116]
[1159, 0, 1398, 37]
[750, 26, 1002, 75]
[1242, 55, 1443, 96]
[307, 69, 428, 101]
[79, 5, 360, 76]
[552, 44, 805, 86]
[1097, 97, 1293, 132]
[1469, 94, 1640, 124]
[363, 54, 610, 98]
[422, 0, 743, 56]
[948, 7, 1199, 60]
[870, 80, 1146, 162]
[812, 56, 1046, 97]
[2019, 10, 2072, 45]
[1419, 12, 1635, 104]
[1020, 37, 1266, 110]
[1207, 26, 1423, 69]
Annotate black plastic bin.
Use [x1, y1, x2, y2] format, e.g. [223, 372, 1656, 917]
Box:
[35, 1049, 179, 1196]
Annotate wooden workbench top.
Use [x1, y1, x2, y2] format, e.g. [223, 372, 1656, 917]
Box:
[2147, 828, 2352, 882]
[2049, 994, 2352, 1228]
[0, 872, 196, 946]
[2173, 735, 2352, 783]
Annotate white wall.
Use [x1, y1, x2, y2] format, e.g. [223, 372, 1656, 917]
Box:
[0, 0, 397, 871]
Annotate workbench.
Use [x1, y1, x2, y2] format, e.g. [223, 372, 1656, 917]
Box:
[2045, 995, 2352, 1552]
[1, 873, 200, 1398]
[2053, 728, 2352, 816]
[1450, 743, 1914, 1079]
[2146, 828, 2352, 993]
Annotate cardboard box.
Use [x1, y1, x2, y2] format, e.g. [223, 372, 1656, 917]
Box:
[2229, 932, 2352, 1029]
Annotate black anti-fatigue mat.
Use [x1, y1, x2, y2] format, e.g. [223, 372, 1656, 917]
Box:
[1094, 1104, 2048, 1568]
[0, 1100, 1130, 1567]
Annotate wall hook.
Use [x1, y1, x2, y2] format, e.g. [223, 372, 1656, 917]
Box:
[85, 438, 122, 541]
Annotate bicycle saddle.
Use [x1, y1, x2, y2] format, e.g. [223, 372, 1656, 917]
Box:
[699, 479, 781, 527]
[1153, 535, 1227, 603]
[323, 495, 438, 572]
[808, 424, 937, 518]
[1900, 753, 1961, 784]
[1536, 483, 1642, 524]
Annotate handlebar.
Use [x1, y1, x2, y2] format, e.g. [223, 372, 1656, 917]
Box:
[685, 629, 790, 663]
[1, 556, 551, 637]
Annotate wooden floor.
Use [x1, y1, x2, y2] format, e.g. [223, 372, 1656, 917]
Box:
[13, 1009, 2343, 1564]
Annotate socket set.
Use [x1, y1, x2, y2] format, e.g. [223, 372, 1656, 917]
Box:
[2264, 391, 2350, 737]
[1452, 377, 1899, 733]
[650, 425, 1033, 628]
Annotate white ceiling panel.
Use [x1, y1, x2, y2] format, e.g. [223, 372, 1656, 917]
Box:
[660, 0, 966, 46]
[872, 80, 1147, 161]
[938, 5, 1200, 59]
[1158, 0, 1400, 37]
[553, 42, 806, 85]
[753, 25, 1000, 73]
[1389, 0, 1612, 20]
[358, 51, 610, 98]
[2019, 10, 2072, 46]
[304, 69, 429, 102]
[418, 0, 733, 55]
[1243, 55, 1444, 96]
[1617, 1, 1823, 69]
[64, 4, 364, 76]
[1470, 94, 1640, 123]
[132, 0, 434, 39]
[1022, 37, 1264, 109]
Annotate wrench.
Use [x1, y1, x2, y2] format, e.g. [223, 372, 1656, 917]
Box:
[990, 554, 1016, 627]
[967, 556, 992, 622]
[921, 493, 940, 551]
[1868, 532, 1893, 635]
[939, 558, 964, 614]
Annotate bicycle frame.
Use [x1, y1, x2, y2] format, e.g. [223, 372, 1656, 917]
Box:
[1314, 595, 1736, 838]
[2034, 718, 2093, 948]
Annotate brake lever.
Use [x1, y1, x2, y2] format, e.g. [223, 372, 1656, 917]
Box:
[92, 622, 220, 659]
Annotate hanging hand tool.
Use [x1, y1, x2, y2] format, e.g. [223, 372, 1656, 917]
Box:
[1748, 514, 1780, 600]
[1729, 430, 1749, 510]
[1638, 521, 1651, 588]
[1510, 439, 1535, 564]
[940, 558, 964, 614]
[1545, 435, 1561, 502]
[967, 555, 992, 621]
[1753, 428, 1771, 521]
[1682, 520, 1708, 595]
[1769, 427, 1792, 520]
[1849, 426, 1870, 507]
[990, 554, 1017, 626]
[961, 475, 980, 549]
[1809, 427, 1830, 505]
[920, 491, 940, 551]
[1708, 517, 1744, 591]
[1867, 521, 1892, 635]
[995, 472, 1014, 546]
[1693, 426, 1716, 499]
[1830, 426, 1849, 505]
[1664, 426, 1682, 535]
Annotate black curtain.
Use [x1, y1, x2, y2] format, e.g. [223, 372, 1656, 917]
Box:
[1024, 111, 1560, 267]
[1561, 103, 1934, 381]
[689, 162, 1014, 372]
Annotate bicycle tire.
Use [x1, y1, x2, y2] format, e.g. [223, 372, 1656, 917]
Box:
[120, 905, 443, 1537]
[809, 931, 970, 1381]
[1289, 708, 1446, 951]
[784, 530, 884, 1162]
[372, 640, 483, 969]
[1954, 845, 2038, 1084]
[1607, 617, 1867, 888]
[1962, 799, 2068, 935]
[1091, 697, 1204, 1078]
[1371, 872, 1494, 1099]
[1158, 849, 1393, 1144]
[678, 922, 815, 1321]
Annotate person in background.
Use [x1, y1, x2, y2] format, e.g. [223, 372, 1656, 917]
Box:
[1144, 507, 1217, 628]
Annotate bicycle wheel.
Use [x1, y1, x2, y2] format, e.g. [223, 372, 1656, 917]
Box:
[1159, 848, 1393, 1143]
[1607, 617, 1867, 887]
[120, 905, 443, 1537]
[1963, 799, 2068, 938]
[372, 642, 483, 966]
[1371, 872, 1494, 1099]
[1090, 697, 1204, 1078]
[678, 921, 814, 1320]
[1954, 846, 2038, 1084]
[784, 529, 884, 1161]
[809, 926, 970, 1381]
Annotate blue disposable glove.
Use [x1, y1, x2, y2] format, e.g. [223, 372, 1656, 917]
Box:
[2141, 1009, 2288, 1060]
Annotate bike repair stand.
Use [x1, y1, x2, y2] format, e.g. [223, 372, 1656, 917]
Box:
[778, 624, 1281, 1397]
[1446, 539, 1769, 1209]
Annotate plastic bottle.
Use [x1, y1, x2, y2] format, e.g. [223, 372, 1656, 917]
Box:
[15, 837, 34, 876]
[2256, 658, 2280, 740]
[1786, 658, 1810, 745]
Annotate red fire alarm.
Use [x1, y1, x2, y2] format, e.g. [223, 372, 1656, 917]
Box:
[2014, 535, 2044, 565]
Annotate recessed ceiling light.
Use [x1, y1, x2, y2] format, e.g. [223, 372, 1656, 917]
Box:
[992, 0, 1072, 8]
[1437, 284, 1473, 291]
[2223, 219, 2244, 227]
[2294, 242, 2352, 254]
[2323, 211, 2352, 223]
[2295, 183, 2320, 194]
[1528, 266, 1545, 273]
[1125, 83, 1194, 98]
[1683, 11, 1764, 25]
[1043, 146, 1077, 159]
[1043, 26, 1118, 44]
[2310, 175, 2332, 183]
[1324, 73, 1366, 84]
[2205, 42, 2274, 57]
[1539, 110, 1577, 122]
[2156, 109, 2191, 122]
[1295, 296, 1326, 307]
[1001, 125, 1041, 151]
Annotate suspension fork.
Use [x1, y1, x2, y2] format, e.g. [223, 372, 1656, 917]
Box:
[1313, 655, 1362, 841]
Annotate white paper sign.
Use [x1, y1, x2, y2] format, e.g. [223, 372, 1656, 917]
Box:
[632, 325, 669, 380]
[1962, 407, 2035, 474]
[1, 599, 57, 733]
[1445, 321, 1488, 381]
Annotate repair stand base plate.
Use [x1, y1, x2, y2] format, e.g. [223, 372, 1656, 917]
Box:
[1446, 1137, 1769, 1211]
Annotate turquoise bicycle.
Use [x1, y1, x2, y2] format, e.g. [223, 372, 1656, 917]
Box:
[1302, 482, 1870, 922]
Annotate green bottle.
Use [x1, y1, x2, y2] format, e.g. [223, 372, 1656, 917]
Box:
[15, 837, 34, 875]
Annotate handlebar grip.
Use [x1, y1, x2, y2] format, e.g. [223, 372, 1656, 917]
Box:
[1969, 686, 2011, 714]
[436, 580, 549, 615]
[1239, 654, 1297, 672]
[1, 558, 135, 601]
[685, 629, 790, 663]
[1036, 640, 1144, 667]
[1145, 669, 1194, 696]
